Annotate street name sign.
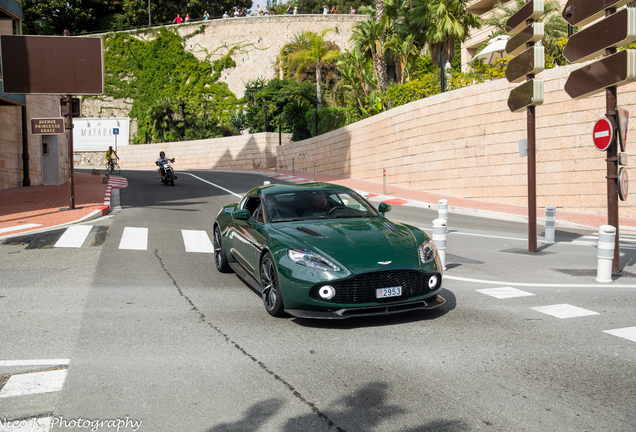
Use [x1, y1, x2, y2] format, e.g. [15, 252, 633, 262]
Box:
[0, 35, 104, 95]
[564, 50, 636, 99]
[506, 46, 545, 83]
[593, 117, 614, 151]
[563, 8, 636, 63]
[506, 23, 545, 57]
[30, 118, 64, 135]
[506, 0, 545, 34]
[508, 79, 544, 113]
[563, 0, 633, 27]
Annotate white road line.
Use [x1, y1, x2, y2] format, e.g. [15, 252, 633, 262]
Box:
[603, 326, 636, 343]
[531, 304, 600, 319]
[445, 275, 636, 288]
[0, 369, 68, 398]
[182, 230, 214, 253]
[118, 227, 148, 250]
[0, 359, 69, 367]
[182, 173, 242, 198]
[53, 225, 93, 248]
[476, 287, 535, 299]
[0, 224, 41, 234]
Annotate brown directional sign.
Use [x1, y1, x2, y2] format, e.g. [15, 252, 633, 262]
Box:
[31, 118, 65, 135]
[508, 79, 544, 113]
[506, 46, 545, 83]
[506, 23, 545, 57]
[563, 8, 636, 63]
[564, 50, 636, 99]
[562, 0, 632, 27]
[506, 0, 544, 34]
[0, 35, 104, 95]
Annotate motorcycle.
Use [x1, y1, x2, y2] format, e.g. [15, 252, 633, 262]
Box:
[156, 158, 176, 186]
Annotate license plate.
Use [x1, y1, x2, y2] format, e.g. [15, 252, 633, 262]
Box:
[376, 286, 402, 299]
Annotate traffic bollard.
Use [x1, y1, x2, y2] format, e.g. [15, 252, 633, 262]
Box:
[292, 157, 295, 176]
[274, 156, 277, 173]
[596, 225, 616, 284]
[438, 199, 448, 221]
[545, 205, 556, 244]
[433, 219, 447, 271]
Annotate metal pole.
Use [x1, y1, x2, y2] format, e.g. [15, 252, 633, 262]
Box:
[274, 156, 277, 173]
[314, 110, 317, 137]
[64, 95, 75, 210]
[440, 51, 445, 93]
[279, 121, 281, 146]
[606, 8, 620, 274]
[292, 157, 295, 176]
[148, 0, 152, 26]
[21, 106, 30, 186]
[264, 108, 267, 133]
[314, 160, 316, 181]
[527, 104, 537, 253]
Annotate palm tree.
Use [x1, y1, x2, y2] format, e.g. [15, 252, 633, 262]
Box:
[352, 18, 385, 91]
[385, 33, 418, 84]
[287, 29, 342, 109]
[484, 0, 568, 66]
[410, 0, 482, 68]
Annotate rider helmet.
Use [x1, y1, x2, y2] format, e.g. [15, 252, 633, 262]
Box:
[109, 146, 112, 149]
[160, 151, 165, 157]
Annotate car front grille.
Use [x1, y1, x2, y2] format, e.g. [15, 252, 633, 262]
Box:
[309, 270, 441, 304]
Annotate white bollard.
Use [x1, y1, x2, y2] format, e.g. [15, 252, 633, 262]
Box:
[438, 199, 448, 221]
[596, 225, 616, 284]
[545, 205, 556, 244]
[433, 219, 447, 271]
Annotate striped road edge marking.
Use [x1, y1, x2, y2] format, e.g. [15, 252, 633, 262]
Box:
[603, 326, 636, 343]
[0, 369, 68, 398]
[0, 224, 42, 234]
[53, 225, 93, 248]
[181, 230, 214, 253]
[118, 227, 148, 250]
[0, 359, 69, 367]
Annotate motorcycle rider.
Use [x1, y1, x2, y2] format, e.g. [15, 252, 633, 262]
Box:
[156, 151, 178, 180]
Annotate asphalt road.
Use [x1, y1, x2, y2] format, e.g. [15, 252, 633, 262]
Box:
[1, 170, 635, 432]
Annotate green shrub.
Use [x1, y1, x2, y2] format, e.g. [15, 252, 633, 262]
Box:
[305, 107, 348, 137]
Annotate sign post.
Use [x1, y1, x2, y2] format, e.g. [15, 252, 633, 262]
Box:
[113, 127, 119, 151]
[505, 0, 546, 253]
[562, 0, 635, 273]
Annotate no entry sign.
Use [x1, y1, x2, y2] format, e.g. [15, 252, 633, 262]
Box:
[593, 117, 614, 151]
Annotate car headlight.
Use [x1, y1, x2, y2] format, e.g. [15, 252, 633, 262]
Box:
[419, 240, 437, 264]
[288, 249, 340, 272]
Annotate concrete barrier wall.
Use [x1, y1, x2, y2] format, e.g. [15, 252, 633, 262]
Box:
[115, 132, 291, 171]
[277, 64, 636, 218]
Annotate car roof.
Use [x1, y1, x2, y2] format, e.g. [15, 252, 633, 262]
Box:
[247, 182, 353, 196]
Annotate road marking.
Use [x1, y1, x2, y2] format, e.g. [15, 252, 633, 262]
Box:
[476, 287, 535, 299]
[182, 173, 242, 198]
[0, 359, 69, 367]
[531, 304, 600, 319]
[0, 224, 41, 234]
[445, 275, 636, 288]
[0, 369, 68, 398]
[118, 227, 148, 250]
[182, 230, 214, 253]
[53, 225, 93, 248]
[603, 326, 636, 343]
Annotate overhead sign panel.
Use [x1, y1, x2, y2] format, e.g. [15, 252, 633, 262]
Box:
[564, 49, 636, 99]
[0, 35, 104, 95]
[506, 46, 545, 83]
[563, 8, 636, 63]
[562, 0, 632, 27]
[506, 0, 544, 34]
[508, 79, 544, 113]
[506, 23, 545, 57]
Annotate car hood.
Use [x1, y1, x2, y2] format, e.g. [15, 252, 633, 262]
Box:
[275, 219, 420, 273]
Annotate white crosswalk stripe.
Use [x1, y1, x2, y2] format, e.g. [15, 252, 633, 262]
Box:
[181, 230, 214, 253]
[603, 326, 636, 343]
[0, 369, 67, 398]
[531, 304, 600, 319]
[53, 225, 93, 248]
[118, 227, 148, 250]
[476, 287, 535, 299]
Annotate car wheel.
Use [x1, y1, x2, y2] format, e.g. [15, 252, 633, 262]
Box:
[260, 253, 285, 317]
[213, 226, 232, 273]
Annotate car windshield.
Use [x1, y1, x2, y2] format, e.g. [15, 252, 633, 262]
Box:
[265, 190, 379, 222]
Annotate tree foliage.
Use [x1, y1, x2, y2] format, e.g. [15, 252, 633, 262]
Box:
[98, 27, 241, 143]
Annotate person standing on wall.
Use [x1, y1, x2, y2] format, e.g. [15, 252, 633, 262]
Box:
[173, 14, 182, 24]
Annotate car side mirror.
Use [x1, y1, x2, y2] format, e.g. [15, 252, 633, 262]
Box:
[232, 209, 251, 221]
[378, 202, 392, 216]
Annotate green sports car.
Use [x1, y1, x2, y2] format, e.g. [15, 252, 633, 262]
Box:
[213, 182, 445, 319]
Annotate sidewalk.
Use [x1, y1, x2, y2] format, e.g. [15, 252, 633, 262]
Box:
[0, 171, 114, 239]
[1, 168, 635, 240]
[259, 168, 636, 232]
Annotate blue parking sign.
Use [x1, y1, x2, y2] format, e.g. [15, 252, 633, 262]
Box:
[113, 128, 119, 135]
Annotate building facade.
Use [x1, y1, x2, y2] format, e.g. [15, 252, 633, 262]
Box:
[0, 0, 68, 190]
